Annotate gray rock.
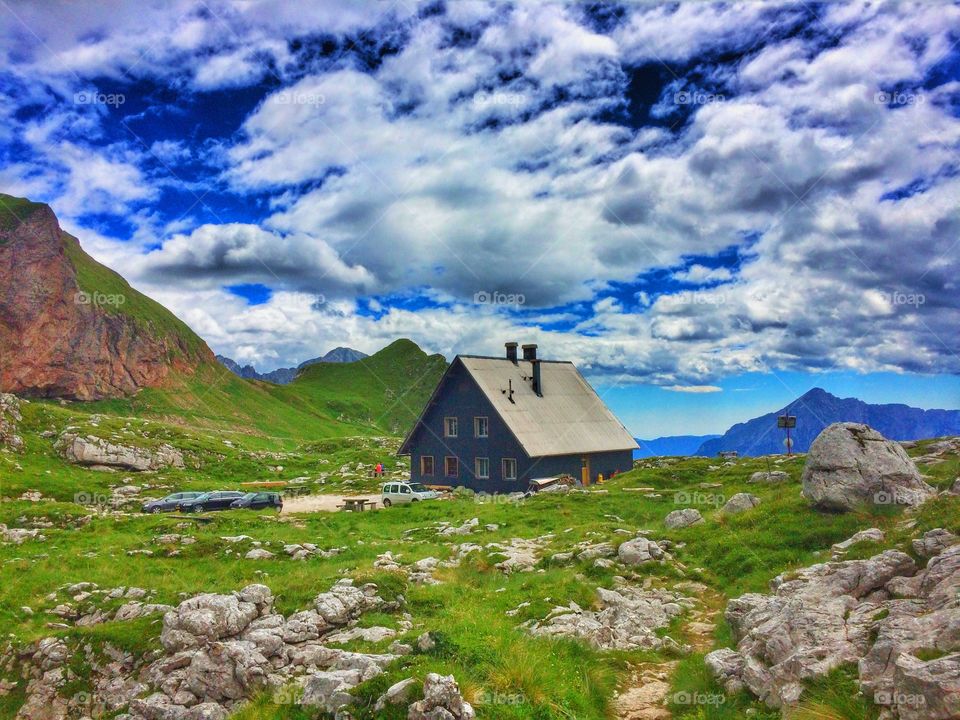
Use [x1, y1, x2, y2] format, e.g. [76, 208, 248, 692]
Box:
[300, 669, 367, 712]
[748, 471, 789, 484]
[417, 632, 435, 652]
[912, 528, 959, 559]
[0, 393, 24, 451]
[408, 673, 475, 720]
[617, 537, 665, 566]
[56, 433, 184, 471]
[374, 677, 416, 711]
[244, 549, 274, 560]
[664, 508, 704, 529]
[722, 493, 761, 514]
[832, 528, 885, 553]
[801, 423, 934, 512]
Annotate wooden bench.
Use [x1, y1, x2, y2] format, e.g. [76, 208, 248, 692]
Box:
[338, 498, 378, 512]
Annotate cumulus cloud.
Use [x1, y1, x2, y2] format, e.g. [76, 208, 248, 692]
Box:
[1, 0, 958, 383]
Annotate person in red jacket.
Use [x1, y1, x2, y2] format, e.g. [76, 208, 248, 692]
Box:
[374, 462, 384, 478]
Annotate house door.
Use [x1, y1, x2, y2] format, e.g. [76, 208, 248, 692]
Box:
[581, 456, 590, 486]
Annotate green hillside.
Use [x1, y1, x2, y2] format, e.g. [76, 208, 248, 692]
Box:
[273, 338, 448, 435]
[84, 339, 447, 443]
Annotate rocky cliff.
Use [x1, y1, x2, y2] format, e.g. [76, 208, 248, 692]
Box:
[0, 194, 215, 400]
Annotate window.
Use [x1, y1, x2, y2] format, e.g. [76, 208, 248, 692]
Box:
[475, 457, 490, 479]
[474, 416, 489, 438]
[444, 416, 458, 437]
[400, 485, 411, 494]
[502, 458, 517, 480]
[420, 455, 435, 476]
[444, 456, 458, 477]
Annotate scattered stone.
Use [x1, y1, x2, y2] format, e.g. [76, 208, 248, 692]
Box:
[722, 493, 760, 514]
[912, 528, 959, 558]
[748, 471, 789, 484]
[408, 673, 475, 720]
[0, 393, 24, 451]
[801, 423, 935, 512]
[525, 584, 690, 651]
[664, 508, 704, 529]
[831, 528, 885, 554]
[374, 677, 416, 711]
[617, 537, 665, 566]
[416, 632, 435, 652]
[244, 549, 274, 560]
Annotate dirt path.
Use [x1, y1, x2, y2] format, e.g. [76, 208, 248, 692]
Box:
[614, 581, 723, 720]
[281, 493, 380, 514]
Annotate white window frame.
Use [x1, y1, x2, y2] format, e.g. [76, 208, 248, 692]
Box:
[444, 416, 458, 437]
[475, 457, 490, 479]
[474, 416, 489, 438]
[502, 458, 517, 481]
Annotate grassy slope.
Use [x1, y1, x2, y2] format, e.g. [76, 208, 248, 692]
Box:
[272, 338, 448, 436]
[2, 424, 957, 719]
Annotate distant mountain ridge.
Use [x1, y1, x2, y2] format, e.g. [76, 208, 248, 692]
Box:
[697, 387, 960, 457]
[216, 346, 368, 384]
[634, 434, 721, 459]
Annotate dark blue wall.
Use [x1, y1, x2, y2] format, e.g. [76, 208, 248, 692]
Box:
[403, 361, 635, 493]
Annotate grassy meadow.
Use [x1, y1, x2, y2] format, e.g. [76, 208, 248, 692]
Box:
[1, 394, 958, 720]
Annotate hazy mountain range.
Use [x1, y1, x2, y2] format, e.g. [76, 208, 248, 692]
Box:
[634, 435, 721, 459]
[216, 347, 368, 384]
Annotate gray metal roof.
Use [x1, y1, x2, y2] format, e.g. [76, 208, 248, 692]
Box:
[457, 356, 638, 457]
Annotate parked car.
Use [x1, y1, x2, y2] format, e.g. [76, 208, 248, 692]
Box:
[230, 492, 283, 511]
[381, 481, 440, 507]
[178, 491, 245, 513]
[142, 492, 203, 514]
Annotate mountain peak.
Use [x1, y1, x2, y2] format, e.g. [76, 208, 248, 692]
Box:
[0, 194, 214, 400]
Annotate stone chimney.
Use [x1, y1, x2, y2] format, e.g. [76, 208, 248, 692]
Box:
[505, 342, 518, 363]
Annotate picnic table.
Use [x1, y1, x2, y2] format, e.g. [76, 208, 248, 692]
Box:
[339, 497, 378, 512]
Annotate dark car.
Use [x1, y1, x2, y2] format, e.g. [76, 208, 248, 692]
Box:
[178, 491, 245, 513]
[230, 492, 283, 511]
[142, 492, 203, 514]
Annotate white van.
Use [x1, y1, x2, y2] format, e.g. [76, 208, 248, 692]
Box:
[381, 481, 440, 506]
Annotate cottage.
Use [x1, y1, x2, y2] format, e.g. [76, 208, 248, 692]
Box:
[398, 342, 638, 492]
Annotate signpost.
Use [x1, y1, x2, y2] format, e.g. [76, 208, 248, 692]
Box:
[777, 414, 796, 456]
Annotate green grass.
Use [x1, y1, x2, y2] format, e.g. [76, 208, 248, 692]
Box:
[2, 397, 959, 719]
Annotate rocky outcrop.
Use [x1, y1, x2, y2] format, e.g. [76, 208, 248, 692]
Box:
[0, 194, 214, 400]
[525, 582, 691, 651]
[55, 433, 184, 471]
[706, 538, 960, 715]
[801, 423, 935, 512]
[0, 393, 24, 451]
[11, 579, 401, 720]
[748, 471, 790, 484]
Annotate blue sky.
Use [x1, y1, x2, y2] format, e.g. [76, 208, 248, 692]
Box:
[1, 0, 959, 436]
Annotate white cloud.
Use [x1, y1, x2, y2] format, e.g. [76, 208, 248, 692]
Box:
[665, 385, 723, 393]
